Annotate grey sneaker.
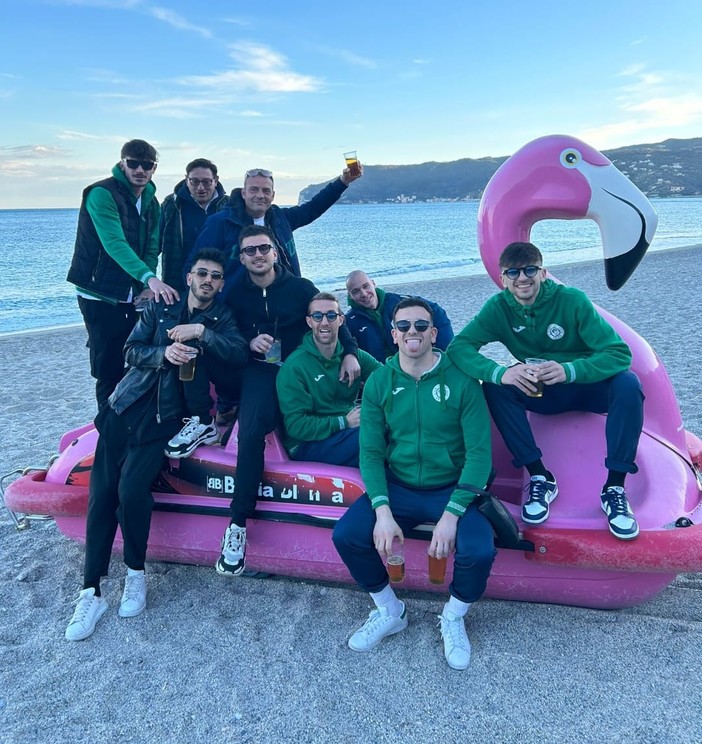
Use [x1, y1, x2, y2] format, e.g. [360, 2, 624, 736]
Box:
[165, 416, 220, 459]
[119, 569, 146, 618]
[438, 611, 471, 670]
[216, 523, 247, 576]
[601, 486, 639, 540]
[65, 588, 108, 641]
[522, 475, 559, 524]
[348, 603, 408, 652]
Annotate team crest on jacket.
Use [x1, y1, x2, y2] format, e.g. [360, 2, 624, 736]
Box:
[547, 323, 565, 340]
[432, 384, 450, 402]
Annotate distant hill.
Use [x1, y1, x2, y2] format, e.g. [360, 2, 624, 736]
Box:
[298, 137, 702, 204]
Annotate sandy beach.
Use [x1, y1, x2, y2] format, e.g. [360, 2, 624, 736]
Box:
[1, 245, 701, 744]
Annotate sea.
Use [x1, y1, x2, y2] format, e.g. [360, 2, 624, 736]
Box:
[1, 197, 702, 336]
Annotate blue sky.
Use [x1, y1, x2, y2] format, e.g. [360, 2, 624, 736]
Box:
[1, 0, 701, 208]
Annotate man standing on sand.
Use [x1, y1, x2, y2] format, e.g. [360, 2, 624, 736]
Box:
[188, 163, 363, 288]
[214, 225, 361, 578]
[447, 241, 644, 540]
[276, 292, 382, 468]
[159, 158, 229, 293]
[333, 298, 494, 671]
[67, 139, 178, 407]
[65, 249, 247, 641]
[345, 270, 454, 362]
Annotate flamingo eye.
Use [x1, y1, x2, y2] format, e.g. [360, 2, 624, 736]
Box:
[560, 149, 581, 168]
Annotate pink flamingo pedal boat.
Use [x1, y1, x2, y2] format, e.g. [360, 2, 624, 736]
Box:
[4, 135, 702, 609]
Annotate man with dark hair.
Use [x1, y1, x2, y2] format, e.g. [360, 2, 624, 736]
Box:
[65, 249, 247, 641]
[448, 241, 644, 540]
[333, 297, 494, 671]
[216, 225, 361, 577]
[67, 139, 179, 407]
[276, 292, 381, 468]
[159, 158, 229, 293]
[187, 163, 363, 289]
[345, 270, 454, 362]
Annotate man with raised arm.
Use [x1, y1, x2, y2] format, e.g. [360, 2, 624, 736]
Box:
[333, 297, 494, 671]
[159, 157, 229, 293]
[67, 139, 178, 407]
[447, 241, 644, 540]
[215, 226, 361, 578]
[345, 270, 454, 362]
[276, 292, 381, 468]
[65, 249, 247, 641]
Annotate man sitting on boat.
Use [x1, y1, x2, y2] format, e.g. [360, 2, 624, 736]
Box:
[344, 270, 454, 363]
[333, 297, 494, 671]
[276, 293, 382, 468]
[448, 241, 644, 540]
[65, 249, 248, 641]
[216, 226, 361, 578]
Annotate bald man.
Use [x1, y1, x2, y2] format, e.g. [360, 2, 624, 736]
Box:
[344, 270, 454, 363]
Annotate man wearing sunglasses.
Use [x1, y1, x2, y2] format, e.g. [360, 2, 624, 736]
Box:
[216, 226, 361, 577]
[345, 269, 454, 362]
[188, 162, 363, 290]
[68, 139, 179, 408]
[159, 158, 229, 293]
[276, 293, 381, 468]
[448, 241, 644, 541]
[65, 248, 247, 641]
[333, 297, 494, 670]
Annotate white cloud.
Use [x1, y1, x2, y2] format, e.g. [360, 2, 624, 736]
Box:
[315, 46, 377, 69]
[0, 144, 70, 158]
[148, 6, 211, 38]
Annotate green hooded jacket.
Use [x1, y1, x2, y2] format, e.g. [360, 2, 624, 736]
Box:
[447, 279, 631, 385]
[360, 351, 492, 516]
[276, 332, 382, 454]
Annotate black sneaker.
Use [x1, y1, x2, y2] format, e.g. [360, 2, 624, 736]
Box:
[522, 475, 558, 524]
[216, 523, 247, 576]
[601, 487, 639, 540]
[165, 416, 220, 459]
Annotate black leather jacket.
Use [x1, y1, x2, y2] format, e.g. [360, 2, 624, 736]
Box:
[108, 296, 248, 422]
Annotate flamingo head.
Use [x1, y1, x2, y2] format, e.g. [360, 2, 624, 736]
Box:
[477, 135, 658, 290]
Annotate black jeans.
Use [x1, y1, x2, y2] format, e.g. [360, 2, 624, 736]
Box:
[78, 297, 137, 408]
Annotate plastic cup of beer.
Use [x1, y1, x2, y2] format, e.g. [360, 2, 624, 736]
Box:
[179, 349, 198, 382]
[343, 150, 361, 178]
[387, 538, 405, 584]
[427, 552, 447, 585]
[264, 338, 282, 363]
[525, 358, 547, 397]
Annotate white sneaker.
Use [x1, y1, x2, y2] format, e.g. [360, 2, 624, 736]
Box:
[118, 569, 146, 618]
[165, 416, 220, 459]
[438, 611, 471, 670]
[65, 588, 108, 641]
[348, 603, 408, 652]
[216, 523, 247, 576]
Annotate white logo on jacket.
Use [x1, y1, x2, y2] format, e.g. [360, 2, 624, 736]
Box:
[432, 384, 450, 402]
[512, 326, 526, 333]
[314, 374, 324, 382]
[392, 387, 405, 396]
[547, 323, 565, 340]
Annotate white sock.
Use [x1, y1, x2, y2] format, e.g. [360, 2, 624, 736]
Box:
[443, 595, 471, 619]
[370, 584, 404, 617]
[126, 567, 144, 577]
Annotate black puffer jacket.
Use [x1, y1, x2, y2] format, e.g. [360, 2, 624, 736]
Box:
[109, 296, 248, 421]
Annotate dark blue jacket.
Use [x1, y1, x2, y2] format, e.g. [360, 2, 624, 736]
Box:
[345, 291, 454, 363]
[188, 178, 348, 293]
[159, 179, 228, 292]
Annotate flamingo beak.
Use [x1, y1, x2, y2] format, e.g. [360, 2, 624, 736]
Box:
[582, 161, 659, 290]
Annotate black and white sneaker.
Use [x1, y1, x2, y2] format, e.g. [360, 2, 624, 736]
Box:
[216, 523, 247, 576]
[164, 416, 220, 459]
[601, 487, 639, 540]
[522, 475, 559, 524]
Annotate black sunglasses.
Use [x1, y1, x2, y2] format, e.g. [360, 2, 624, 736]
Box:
[393, 319, 432, 333]
[308, 311, 340, 323]
[245, 168, 273, 178]
[501, 265, 541, 280]
[123, 158, 156, 171]
[241, 244, 274, 257]
[193, 268, 224, 280]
